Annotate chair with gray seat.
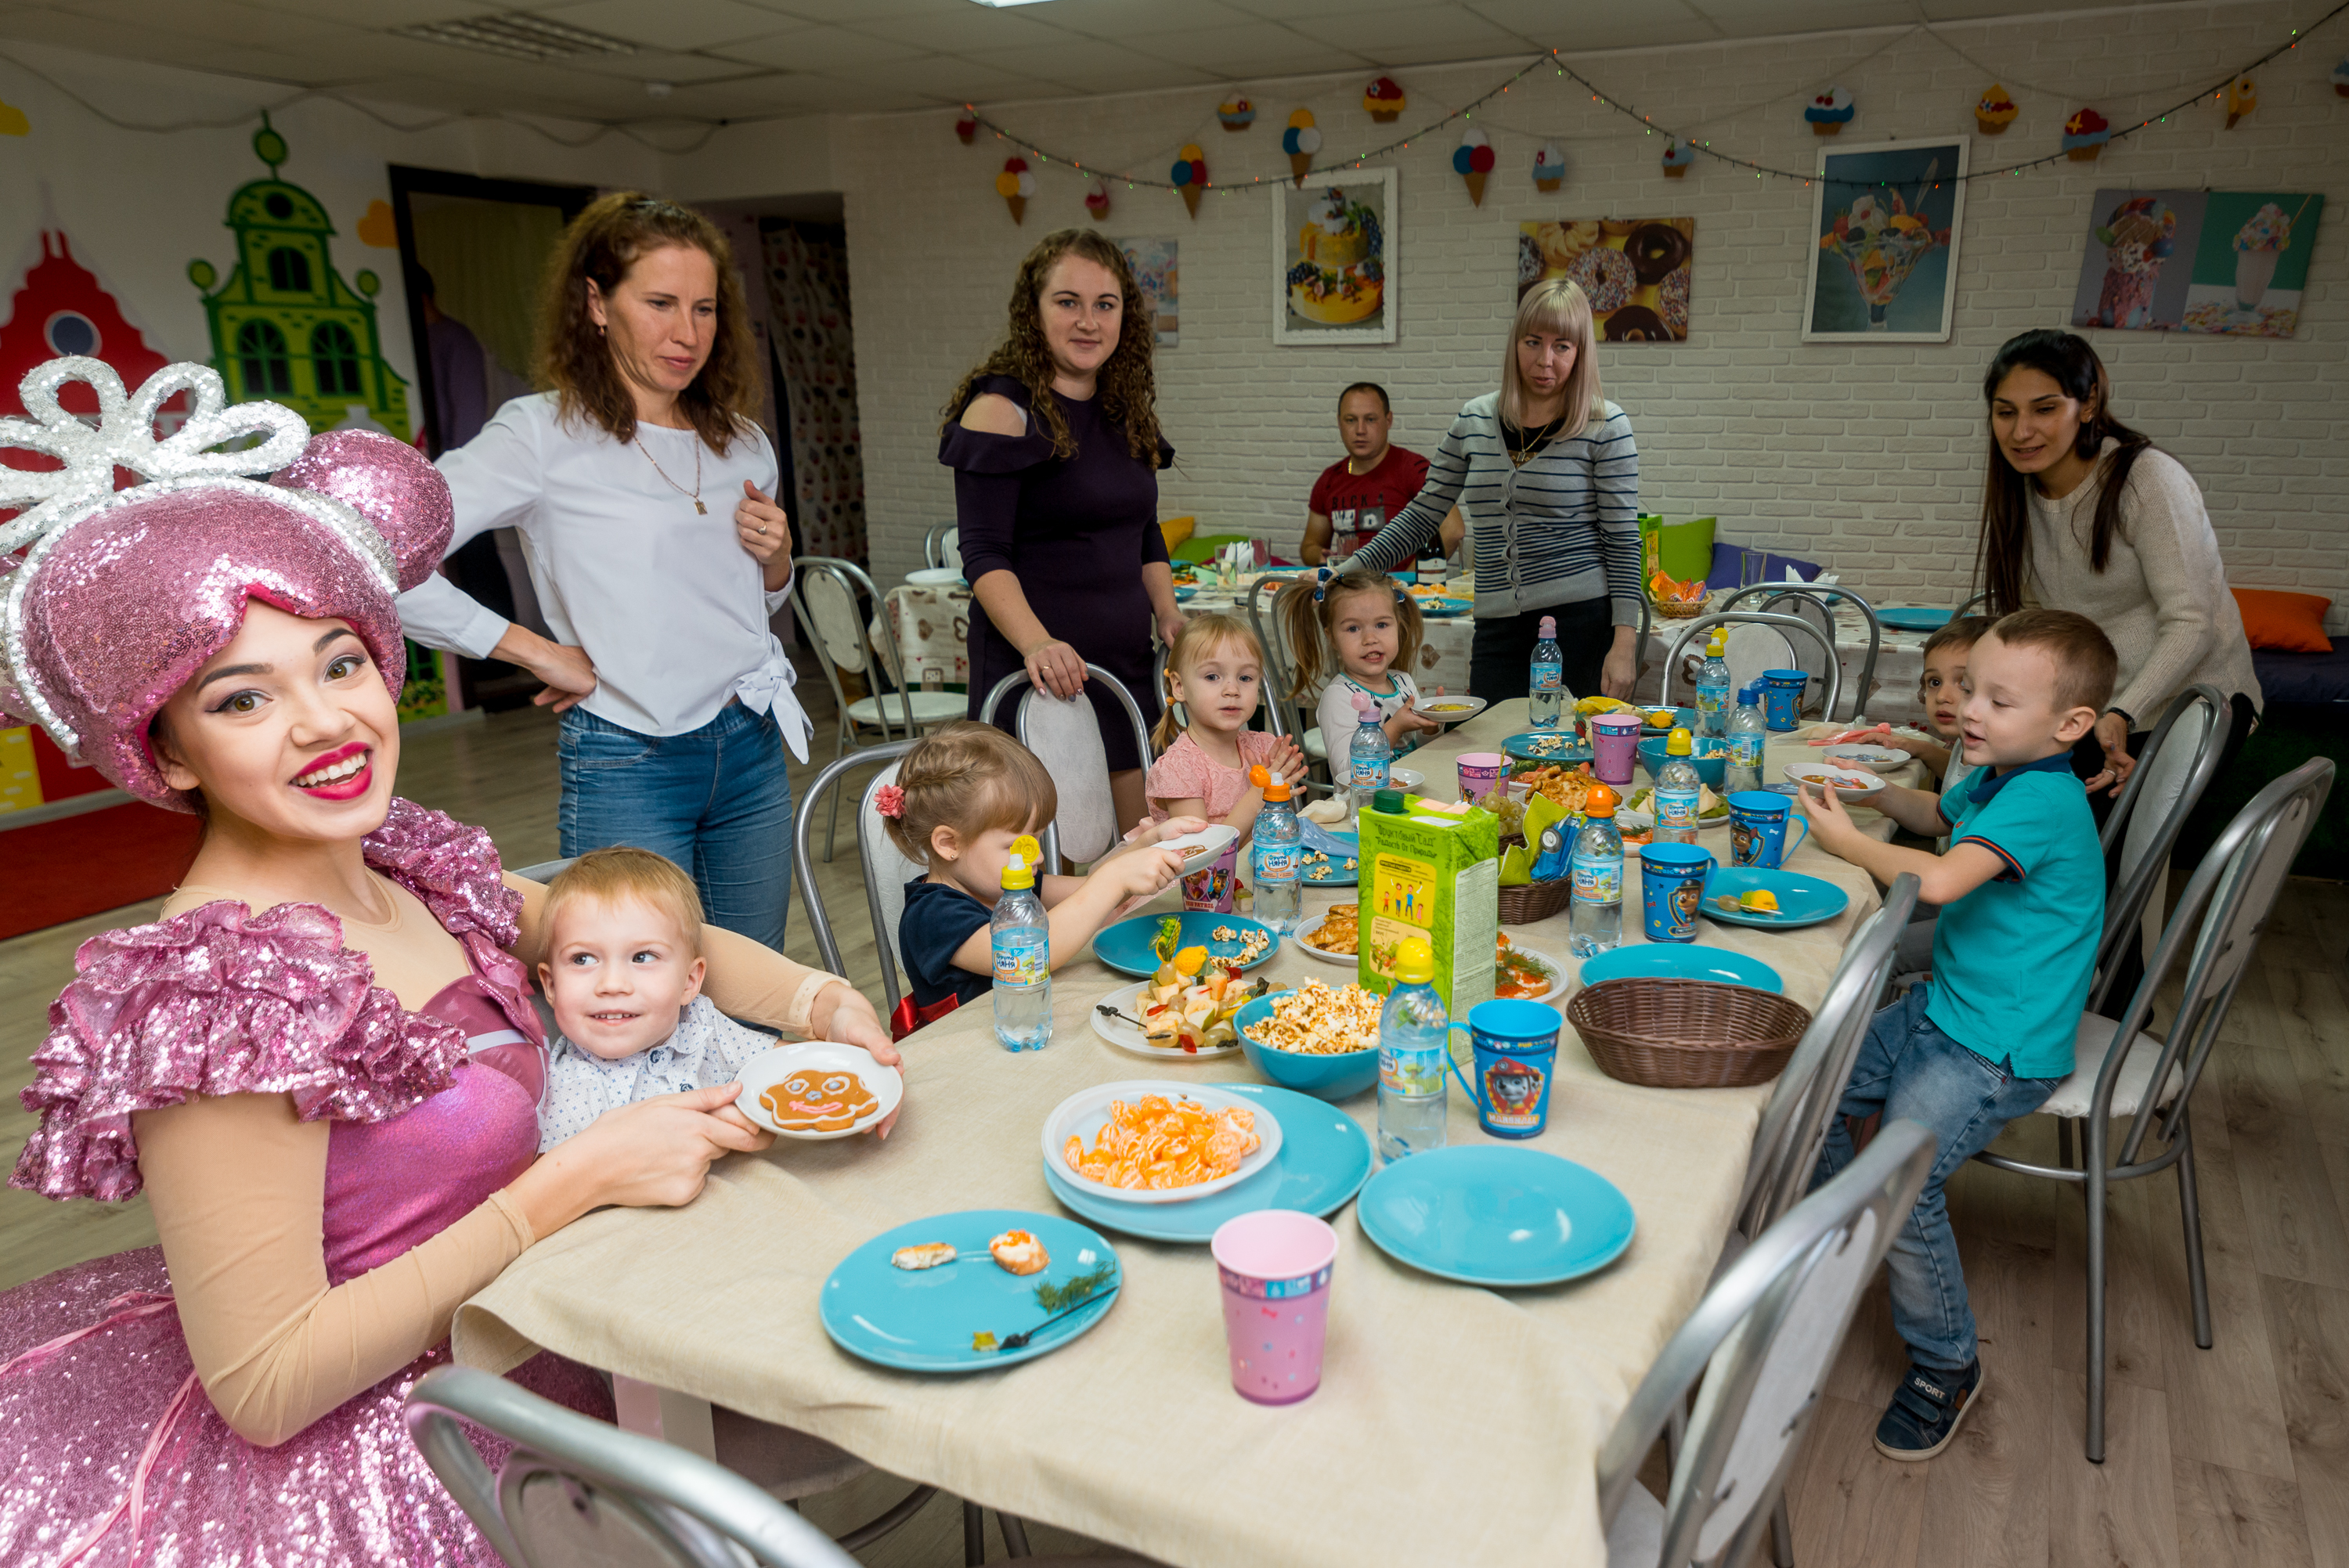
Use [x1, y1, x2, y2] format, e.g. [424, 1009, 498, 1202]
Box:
[924, 525, 962, 573]
[1970, 757, 2333, 1462]
[1718, 583, 1881, 723]
[1660, 611, 1843, 727]
[1597, 1119, 1937, 1566]
[1245, 576, 1327, 769]
[981, 665, 1154, 875]
[794, 739, 923, 1022]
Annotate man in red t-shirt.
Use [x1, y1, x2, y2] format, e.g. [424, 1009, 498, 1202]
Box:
[1303, 383, 1431, 564]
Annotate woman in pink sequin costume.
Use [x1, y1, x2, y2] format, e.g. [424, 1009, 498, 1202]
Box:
[0, 358, 899, 1566]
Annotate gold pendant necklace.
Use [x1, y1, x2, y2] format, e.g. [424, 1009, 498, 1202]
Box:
[635, 431, 705, 514]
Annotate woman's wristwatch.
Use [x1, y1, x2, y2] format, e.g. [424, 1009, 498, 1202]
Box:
[2104, 706, 2134, 727]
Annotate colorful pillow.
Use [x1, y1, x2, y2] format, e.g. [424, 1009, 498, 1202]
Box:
[2232, 588, 2333, 654]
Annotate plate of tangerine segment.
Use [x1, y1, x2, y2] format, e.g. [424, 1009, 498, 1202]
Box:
[1041, 1081, 1283, 1205]
[735, 1041, 904, 1140]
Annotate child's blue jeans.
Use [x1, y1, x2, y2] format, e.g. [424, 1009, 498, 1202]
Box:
[1811, 982, 2063, 1372]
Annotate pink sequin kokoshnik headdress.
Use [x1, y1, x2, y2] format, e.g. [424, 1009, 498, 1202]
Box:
[0, 357, 453, 811]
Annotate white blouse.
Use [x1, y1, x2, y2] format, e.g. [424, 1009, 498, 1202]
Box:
[395, 394, 813, 754]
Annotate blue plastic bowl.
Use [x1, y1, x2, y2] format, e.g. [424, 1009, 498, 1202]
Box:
[1637, 735, 1728, 788]
[1234, 990, 1380, 1101]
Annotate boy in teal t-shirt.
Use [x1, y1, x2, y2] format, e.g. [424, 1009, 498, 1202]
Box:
[1795, 610, 2115, 1462]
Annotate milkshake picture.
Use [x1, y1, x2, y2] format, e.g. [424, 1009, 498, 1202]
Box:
[2231, 202, 2293, 310]
[2091, 196, 2177, 330]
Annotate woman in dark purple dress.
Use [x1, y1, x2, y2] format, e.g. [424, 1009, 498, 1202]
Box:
[940, 229, 1185, 830]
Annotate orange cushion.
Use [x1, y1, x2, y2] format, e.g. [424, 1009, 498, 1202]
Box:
[2232, 588, 2333, 654]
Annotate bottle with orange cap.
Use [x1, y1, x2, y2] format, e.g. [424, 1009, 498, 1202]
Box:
[990, 833, 1052, 1050]
[1568, 783, 1625, 957]
[1247, 763, 1302, 933]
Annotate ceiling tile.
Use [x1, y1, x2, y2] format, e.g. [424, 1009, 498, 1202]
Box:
[723, 0, 943, 20]
[1680, 0, 1892, 37]
[827, 52, 1062, 99]
[60, 0, 351, 45]
[716, 24, 930, 69]
[560, 49, 771, 82]
[963, 36, 1174, 84]
[1120, 22, 1355, 71]
[536, 0, 790, 48]
[846, 9, 1080, 50]
[235, 0, 483, 20]
[1020, 59, 1217, 93]
[1283, 5, 1522, 55]
[1027, 0, 1265, 41]
[1459, 0, 1716, 48]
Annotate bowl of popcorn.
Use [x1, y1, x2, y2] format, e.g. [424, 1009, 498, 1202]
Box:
[1234, 982, 1384, 1101]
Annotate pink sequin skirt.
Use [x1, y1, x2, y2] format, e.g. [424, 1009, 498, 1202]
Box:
[0, 1249, 614, 1566]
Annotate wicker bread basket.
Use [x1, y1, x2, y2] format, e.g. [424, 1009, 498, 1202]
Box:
[1496, 878, 1572, 925]
[1568, 977, 1812, 1089]
[1650, 594, 1709, 620]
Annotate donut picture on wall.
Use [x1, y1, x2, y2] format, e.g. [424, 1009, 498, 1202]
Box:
[1516, 217, 1694, 342]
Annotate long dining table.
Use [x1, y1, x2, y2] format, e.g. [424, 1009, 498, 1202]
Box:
[454, 701, 1909, 1566]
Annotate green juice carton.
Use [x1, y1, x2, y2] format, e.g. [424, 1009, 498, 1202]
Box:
[1356, 789, 1500, 1018]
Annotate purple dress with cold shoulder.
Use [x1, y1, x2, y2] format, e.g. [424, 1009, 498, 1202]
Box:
[940, 374, 1173, 772]
[0, 799, 610, 1567]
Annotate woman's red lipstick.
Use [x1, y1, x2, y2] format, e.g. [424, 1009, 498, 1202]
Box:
[292, 743, 373, 800]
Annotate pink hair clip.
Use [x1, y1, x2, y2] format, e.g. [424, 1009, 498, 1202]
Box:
[873, 783, 907, 818]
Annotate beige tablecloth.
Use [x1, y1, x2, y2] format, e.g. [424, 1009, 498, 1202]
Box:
[454, 701, 1892, 1567]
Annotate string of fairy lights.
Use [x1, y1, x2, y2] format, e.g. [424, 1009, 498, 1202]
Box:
[963, 0, 2349, 200]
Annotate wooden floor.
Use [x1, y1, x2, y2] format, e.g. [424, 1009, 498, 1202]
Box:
[3, 665, 2345, 1567]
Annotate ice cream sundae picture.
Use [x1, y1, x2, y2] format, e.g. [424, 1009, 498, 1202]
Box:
[2174, 192, 2323, 339]
[1817, 182, 1952, 332]
[2089, 196, 2178, 330]
[1286, 186, 1384, 327]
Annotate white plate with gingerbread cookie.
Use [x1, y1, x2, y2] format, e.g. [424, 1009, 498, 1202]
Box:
[737, 1042, 904, 1140]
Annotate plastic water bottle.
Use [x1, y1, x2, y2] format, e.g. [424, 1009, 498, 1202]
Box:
[1377, 936, 1450, 1162]
[1249, 764, 1302, 934]
[1695, 629, 1732, 739]
[1528, 615, 1564, 730]
[1348, 692, 1392, 814]
[1727, 681, 1767, 795]
[1569, 784, 1625, 957]
[990, 834, 1052, 1051]
[1654, 727, 1702, 846]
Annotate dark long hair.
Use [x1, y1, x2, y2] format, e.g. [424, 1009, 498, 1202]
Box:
[1975, 330, 2153, 616]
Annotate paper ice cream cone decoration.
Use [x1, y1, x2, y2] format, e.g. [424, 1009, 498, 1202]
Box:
[1218, 95, 1255, 131]
[1282, 110, 1321, 187]
[1453, 128, 1494, 205]
[955, 111, 978, 144]
[1170, 144, 1207, 218]
[1806, 85, 1854, 135]
[1532, 141, 1564, 192]
[2062, 108, 2110, 160]
[996, 157, 1034, 222]
[1363, 76, 1405, 122]
[1085, 178, 1110, 220]
[2334, 56, 2349, 97]
[1975, 85, 2017, 135]
[2224, 75, 2256, 128]
[1661, 140, 1694, 178]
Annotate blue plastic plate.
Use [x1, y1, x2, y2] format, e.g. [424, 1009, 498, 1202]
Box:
[1701, 867, 1850, 930]
[1301, 847, 1357, 888]
[820, 1210, 1120, 1372]
[1356, 1146, 1636, 1288]
[1878, 606, 1954, 633]
[1420, 598, 1473, 618]
[1503, 731, 1594, 763]
[1576, 944, 1784, 993]
[1174, 585, 1199, 602]
[1092, 911, 1279, 976]
[1042, 1083, 1374, 1242]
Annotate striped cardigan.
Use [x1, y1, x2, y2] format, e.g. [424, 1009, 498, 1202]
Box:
[1348, 393, 1643, 626]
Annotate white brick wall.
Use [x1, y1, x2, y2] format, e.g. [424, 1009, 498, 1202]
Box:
[830, 0, 2347, 625]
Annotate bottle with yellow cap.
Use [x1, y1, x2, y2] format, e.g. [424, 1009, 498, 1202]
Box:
[1247, 763, 1302, 934]
[990, 833, 1052, 1050]
[1376, 935, 1450, 1161]
[1654, 726, 1702, 845]
[1568, 783, 1624, 957]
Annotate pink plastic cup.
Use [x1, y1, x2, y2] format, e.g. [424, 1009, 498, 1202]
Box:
[1211, 1209, 1338, 1405]
[1182, 840, 1241, 912]
[1589, 712, 1644, 787]
[1456, 752, 1506, 804]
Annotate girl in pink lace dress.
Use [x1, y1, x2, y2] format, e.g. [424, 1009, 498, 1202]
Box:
[1143, 614, 1308, 832]
[0, 359, 898, 1566]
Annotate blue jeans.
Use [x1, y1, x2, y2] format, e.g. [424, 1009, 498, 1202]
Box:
[1811, 982, 2062, 1372]
[557, 702, 794, 950]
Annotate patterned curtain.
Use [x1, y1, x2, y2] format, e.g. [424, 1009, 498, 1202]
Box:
[760, 222, 866, 563]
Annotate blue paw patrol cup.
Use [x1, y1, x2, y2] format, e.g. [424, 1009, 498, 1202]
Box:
[1640, 843, 1715, 942]
[1727, 790, 1809, 870]
[1760, 669, 1809, 731]
[1445, 999, 1562, 1140]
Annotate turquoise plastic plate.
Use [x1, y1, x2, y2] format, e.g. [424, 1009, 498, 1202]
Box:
[1356, 1146, 1636, 1288]
[1420, 598, 1473, 618]
[1701, 867, 1850, 930]
[1092, 912, 1279, 976]
[1301, 847, 1357, 888]
[1503, 731, 1594, 763]
[1041, 1083, 1374, 1242]
[819, 1210, 1119, 1372]
[1576, 944, 1784, 993]
[1878, 606, 1953, 633]
[1173, 586, 1199, 602]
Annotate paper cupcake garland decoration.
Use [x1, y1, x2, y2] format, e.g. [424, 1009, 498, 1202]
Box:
[1806, 86, 1854, 135]
[1170, 143, 1207, 218]
[1085, 179, 1110, 220]
[1283, 110, 1322, 187]
[1218, 95, 1255, 131]
[1454, 127, 1495, 206]
[1533, 142, 1564, 192]
[2334, 57, 2349, 97]
[1662, 140, 1694, 178]
[2224, 76, 2256, 128]
[1364, 77, 1405, 122]
[996, 157, 1034, 223]
[1975, 85, 2017, 135]
[2062, 108, 2110, 160]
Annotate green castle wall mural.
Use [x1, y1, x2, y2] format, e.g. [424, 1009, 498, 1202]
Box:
[186, 117, 411, 438]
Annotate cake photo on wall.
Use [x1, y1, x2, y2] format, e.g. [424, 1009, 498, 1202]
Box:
[1516, 218, 1694, 341]
[1272, 168, 1395, 344]
[1801, 137, 1967, 343]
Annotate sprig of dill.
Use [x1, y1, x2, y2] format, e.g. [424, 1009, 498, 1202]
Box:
[1033, 1261, 1117, 1314]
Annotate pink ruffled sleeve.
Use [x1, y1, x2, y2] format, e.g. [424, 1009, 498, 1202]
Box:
[363, 796, 522, 947]
[11, 901, 466, 1203]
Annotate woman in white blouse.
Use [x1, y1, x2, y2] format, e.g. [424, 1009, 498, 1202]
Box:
[398, 193, 814, 947]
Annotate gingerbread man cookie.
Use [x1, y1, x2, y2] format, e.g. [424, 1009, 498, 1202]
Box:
[761, 1069, 879, 1134]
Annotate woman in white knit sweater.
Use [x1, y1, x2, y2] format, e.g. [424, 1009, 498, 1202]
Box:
[1974, 330, 2261, 808]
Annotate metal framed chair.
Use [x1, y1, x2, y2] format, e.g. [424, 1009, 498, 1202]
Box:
[405, 1364, 875, 1568]
[1244, 576, 1330, 765]
[510, 858, 576, 885]
[1659, 611, 1843, 726]
[1971, 757, 2333, 1462]
[1597, 1121, 1936, 1567]
[981, 665, 1154, 874]
[2087, 684, 2233, 1011]
[922, 525, 962, 572]
[794, 739, 922, 1018]
[1718, 583, 1881, 723]
[1954, 590, 1990, 622]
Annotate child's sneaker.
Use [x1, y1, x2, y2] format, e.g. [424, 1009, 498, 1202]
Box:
[1874, 1360, 1983, 1460]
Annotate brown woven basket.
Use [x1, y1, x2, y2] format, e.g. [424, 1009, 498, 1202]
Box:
[1568, 977, 1813, 1089]
[1651, 595, 1709, 620]
[1497, 878, 1571, 925]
